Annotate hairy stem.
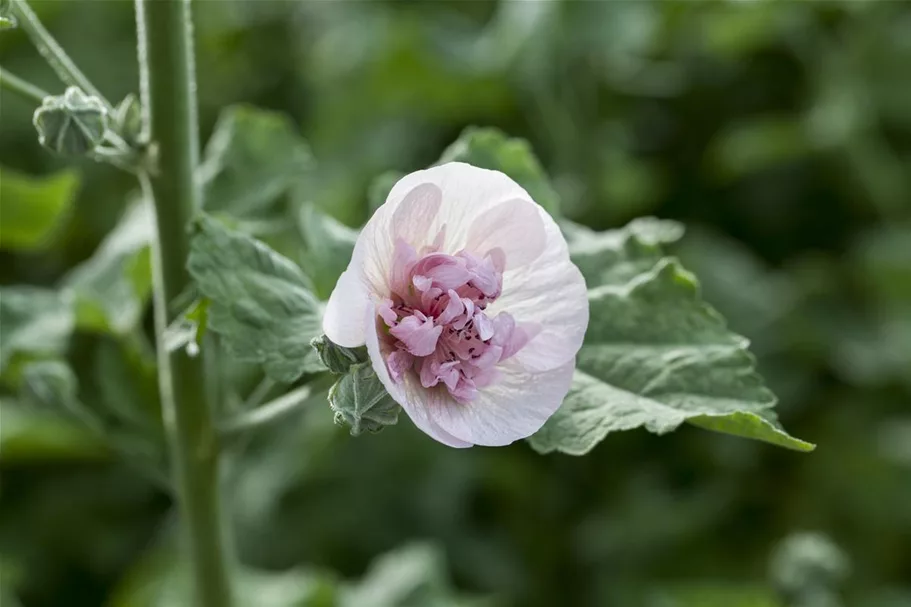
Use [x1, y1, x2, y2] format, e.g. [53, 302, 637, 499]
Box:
[11, 0, 110, 108]
[135, 1, 234, 605]
[0, 66, 49, 104]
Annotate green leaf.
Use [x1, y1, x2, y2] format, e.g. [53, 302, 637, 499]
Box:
[564, 217, 684, 289]
[342, 543, 477, 607]
[528, 258, 813, 455]
[187, 215, 323, 383]
[19, 360, 102, 431]
[0, 166, 78, 251]
[438, 127, 561, 215]
[311, 334, 367, 375]
[63, 199, 153, 335]
[199, 104, 314, 216]
[109, 547, 339, 607]
[328, 361, 400, 436]
[0, 399, 106, 462]
[298, 203, 358, 300]
[0, 286, 73, 376]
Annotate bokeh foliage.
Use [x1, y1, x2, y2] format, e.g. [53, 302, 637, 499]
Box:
[1, 1, 909, 606]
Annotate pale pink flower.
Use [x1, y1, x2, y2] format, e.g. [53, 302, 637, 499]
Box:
[323, 162, 589, 447]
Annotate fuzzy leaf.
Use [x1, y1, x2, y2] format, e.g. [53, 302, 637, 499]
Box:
[311, 335, 367, 375]
[63, 200, 153, 335]
[0, 287, 73, 376]
[438, 127, 561, 215]
[328, 362, 400, 436]
[199, 104, 314, 216]
[187, 215, 322, 382]
[564, 217, 684, 289]
[0, 166, 78, 251]
[529, 257, 812, 454]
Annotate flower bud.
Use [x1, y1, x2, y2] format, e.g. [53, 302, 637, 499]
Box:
[33, 86, 108, 155]
[310, 334, 366, 374]
[112, 93, 143, 146]
[328, 361, 400, 436]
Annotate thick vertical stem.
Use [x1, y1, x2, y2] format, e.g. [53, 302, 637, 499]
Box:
[135, 1, 234, 606]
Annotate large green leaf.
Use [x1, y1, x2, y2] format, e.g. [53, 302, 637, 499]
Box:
[0, 287, 73, 376]
[564, 216, 684, 289]
[0, 166, 78, 251]
[187, 215, 323, 382]
[199, 104, 314, 216]
[438, 127, 561, 215]
[62, 200, 153, 335]
[529, 256, 813, 455]
[298, 203, 358, 300]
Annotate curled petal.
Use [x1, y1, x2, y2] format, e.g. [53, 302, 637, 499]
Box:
[390, 314, 443, 357]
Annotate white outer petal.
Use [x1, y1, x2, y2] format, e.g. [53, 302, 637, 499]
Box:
[487, 206, 589, 372]
[425, 358, 576, 447]
[323, 265, 371, 347]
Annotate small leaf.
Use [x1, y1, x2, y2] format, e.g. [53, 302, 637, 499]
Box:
[438, 126, 561, 215]
[188, 215, 323, 382]
[298, 203, 358, 299]
[63, 199, 153, 335]
[311, 334, 367, 375]
[32, 86, 108, 155]
[199, 104, 314, 216]
[367, 170, 405, 213]
[328, 362, 400, 436]
[529, 258, 812, 455]
[341, 543, 450, 607]
[0, 287, 73, 376]
[0, 166, 78, 251]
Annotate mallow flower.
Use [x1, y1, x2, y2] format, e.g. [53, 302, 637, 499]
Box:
[323, 162, 588, 447]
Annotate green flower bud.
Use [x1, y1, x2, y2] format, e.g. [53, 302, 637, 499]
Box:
[33, 86, 108, 155]
[328, 361, 400, 436]
[112, 93, 143, 146]
[310, 334, 367, 374]
[0, 0, 16, 30]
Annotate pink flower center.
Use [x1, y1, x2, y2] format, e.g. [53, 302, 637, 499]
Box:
[377, 235, 534, 403]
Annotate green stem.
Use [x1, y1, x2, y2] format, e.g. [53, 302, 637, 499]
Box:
[220, 385, 313, 440]
[135, 1, 234, 606]
[11, 0, 111, 108]
[0, 66, 49, 104]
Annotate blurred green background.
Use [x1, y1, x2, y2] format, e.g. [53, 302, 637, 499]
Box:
[1, 1, 910, 606]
